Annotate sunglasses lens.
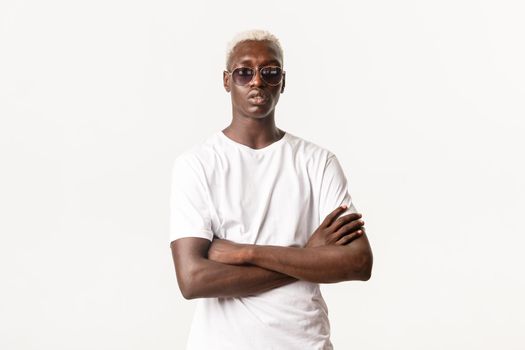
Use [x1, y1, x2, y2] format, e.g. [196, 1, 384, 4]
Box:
[232, 67, 254, 85]
[261, 66, 282, 85]
[231, 66, 283, 86]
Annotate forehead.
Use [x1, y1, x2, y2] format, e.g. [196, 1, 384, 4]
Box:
[229, 40, 282, 68]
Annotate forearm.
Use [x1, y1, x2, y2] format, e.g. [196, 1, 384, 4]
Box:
[177, 257, 296, 299]
[172, 237, 297, 299]
[245, 236, 373, 283]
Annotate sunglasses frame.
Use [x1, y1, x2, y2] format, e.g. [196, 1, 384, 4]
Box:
[225, 65, 285, 87]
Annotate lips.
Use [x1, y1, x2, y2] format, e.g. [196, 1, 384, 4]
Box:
[248, 90, 268, 105]
[249, 96, 268, 105]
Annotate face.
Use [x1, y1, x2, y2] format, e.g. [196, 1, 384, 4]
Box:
[223, 40, 285, 120]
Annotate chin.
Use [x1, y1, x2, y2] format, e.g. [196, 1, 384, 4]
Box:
[245, 106, 273, 119]
[247, 113, 271, 120]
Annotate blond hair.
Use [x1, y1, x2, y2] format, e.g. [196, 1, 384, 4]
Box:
[225, 29, 284, 69]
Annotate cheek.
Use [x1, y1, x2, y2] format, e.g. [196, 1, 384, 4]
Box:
[270, 89, 282, 104]
[231, 88, 242, 98]
[231, 89, 248, 106]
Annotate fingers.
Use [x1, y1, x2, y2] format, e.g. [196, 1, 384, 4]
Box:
[332, 219, 364, 242]
[335, 228, 364, 245]
[331, 213, 363, 232]
[321, 205, 350, 228]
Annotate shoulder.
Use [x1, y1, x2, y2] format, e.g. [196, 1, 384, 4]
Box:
[171, 132, 221, 172]
[284, 131, 336, 164]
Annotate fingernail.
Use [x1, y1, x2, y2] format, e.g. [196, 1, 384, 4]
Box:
[341, 204, 347, 209]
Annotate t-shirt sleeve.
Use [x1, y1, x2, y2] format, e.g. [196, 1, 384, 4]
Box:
[318, 153, 358, 224]
[169, 154, 213, 243]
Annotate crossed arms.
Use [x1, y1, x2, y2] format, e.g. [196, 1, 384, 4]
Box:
[170, 205, 373, 299]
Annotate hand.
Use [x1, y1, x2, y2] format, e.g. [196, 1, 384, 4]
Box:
[208, 237, 249, 265]
[306, 205, 365, 248]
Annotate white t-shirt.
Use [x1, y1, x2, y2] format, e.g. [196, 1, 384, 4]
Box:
[170, 130, 358, 350]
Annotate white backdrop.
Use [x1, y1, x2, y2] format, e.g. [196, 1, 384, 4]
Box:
[1, 1, 524, 349]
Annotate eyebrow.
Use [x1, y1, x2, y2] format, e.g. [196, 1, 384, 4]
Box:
[235, 58, 282, 67]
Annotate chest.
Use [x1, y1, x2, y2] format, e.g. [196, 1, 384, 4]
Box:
[206, 154, 320, 246]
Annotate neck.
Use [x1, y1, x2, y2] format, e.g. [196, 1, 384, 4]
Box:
[222, 113, 284, 150]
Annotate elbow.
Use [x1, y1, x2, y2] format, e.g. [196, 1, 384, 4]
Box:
[176, 266, 203, 300]
[179, 283, 197, 300]
[179, 277, 206, 300]
[359, 263, 372, 281]
[344, 250, 373, 281]
[358, 251, 373, 281]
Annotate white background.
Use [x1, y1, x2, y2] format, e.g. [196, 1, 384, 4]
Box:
[1, 0, 524, 349]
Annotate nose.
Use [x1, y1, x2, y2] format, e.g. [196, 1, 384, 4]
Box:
[250, 68, 265, 87]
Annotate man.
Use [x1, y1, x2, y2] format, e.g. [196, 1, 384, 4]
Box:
[169, 29, 373, 349]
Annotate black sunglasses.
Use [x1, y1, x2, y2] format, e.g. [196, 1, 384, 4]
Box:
[225, 66, 284, 86]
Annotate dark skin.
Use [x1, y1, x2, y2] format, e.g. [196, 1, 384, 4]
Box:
[170, 40, 373, 299]
[222, 39, 286, 148]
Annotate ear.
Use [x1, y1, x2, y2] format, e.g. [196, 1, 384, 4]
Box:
[223, 71, 231, 93]
[280, 71, 286, 93]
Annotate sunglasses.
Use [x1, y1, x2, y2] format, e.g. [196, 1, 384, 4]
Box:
[226, 66, 284, 86]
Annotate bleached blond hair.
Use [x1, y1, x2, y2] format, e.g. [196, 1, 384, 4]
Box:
[225, 29, 284, 69]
